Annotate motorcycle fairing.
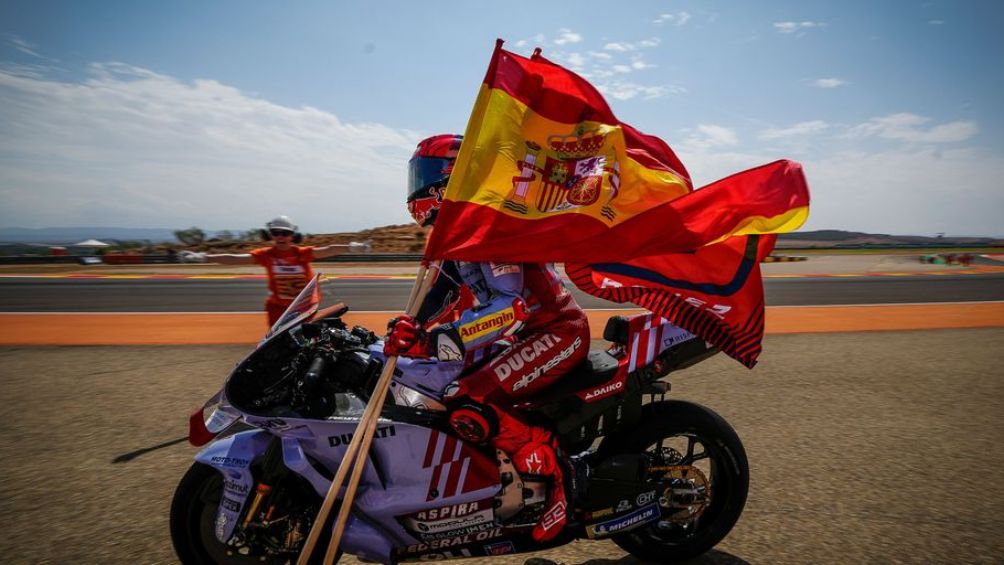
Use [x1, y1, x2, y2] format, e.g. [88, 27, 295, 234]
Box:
[195, 430, 272, 543]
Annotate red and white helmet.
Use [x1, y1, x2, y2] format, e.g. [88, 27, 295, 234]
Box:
[407, 134, 463, 227]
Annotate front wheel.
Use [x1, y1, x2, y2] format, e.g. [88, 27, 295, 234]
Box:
[597, 400, 749, 563]
[169, 462, 331, 565]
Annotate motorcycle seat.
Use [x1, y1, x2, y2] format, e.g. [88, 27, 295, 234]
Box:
[538, 349, 621, 399]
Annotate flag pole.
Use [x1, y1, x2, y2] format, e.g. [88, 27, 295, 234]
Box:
[296, 261, 437, 565]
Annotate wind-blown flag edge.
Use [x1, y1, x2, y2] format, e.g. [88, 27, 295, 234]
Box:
[566, 234, 776, 368]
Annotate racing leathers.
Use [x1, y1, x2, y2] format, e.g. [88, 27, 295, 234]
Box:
[385, 261, 589, 542]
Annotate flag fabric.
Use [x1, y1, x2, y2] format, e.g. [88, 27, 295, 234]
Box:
[566, 234, 776, 367]
[423, 40, 810, 263]
[423, 40, 811, 367]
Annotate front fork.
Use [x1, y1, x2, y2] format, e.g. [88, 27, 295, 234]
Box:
[239, 437, 286, 529]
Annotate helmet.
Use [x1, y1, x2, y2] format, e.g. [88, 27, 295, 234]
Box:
[407, 134, 463, 226]
[261, 215, 303, 243]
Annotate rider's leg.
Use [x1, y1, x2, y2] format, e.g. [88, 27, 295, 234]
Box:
[446, 321, 589, 542]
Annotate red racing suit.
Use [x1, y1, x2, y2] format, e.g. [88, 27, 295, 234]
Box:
[407, 260, 590, 540]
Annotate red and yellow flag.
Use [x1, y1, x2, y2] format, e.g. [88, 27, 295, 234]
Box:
[424, 40, 810, 263]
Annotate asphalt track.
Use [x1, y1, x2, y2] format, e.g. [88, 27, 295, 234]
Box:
[2, 273, 1004, 312]
[1, 330, 1002, 564]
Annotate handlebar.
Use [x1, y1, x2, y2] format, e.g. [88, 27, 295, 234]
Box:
[300, 354, 328, 395]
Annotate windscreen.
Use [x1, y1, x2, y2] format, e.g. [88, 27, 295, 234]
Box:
[264, 274, 322, 340]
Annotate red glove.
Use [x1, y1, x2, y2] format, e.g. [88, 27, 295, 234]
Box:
[384, 315, 430, 358]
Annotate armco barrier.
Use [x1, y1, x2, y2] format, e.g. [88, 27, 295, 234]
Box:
[763, 255, 808, 263]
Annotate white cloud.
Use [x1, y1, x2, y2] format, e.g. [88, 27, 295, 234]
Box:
[680, 124, 739, 149]
[515, 39, 528, 48]
[631, 59, 657, 70]
[0, 63, 421, 231]
[654, 12, 692, 26]
[612, 64, 632, 74]
[588, 51, 612, 61]
[773, 21, 827, 34]
[598, 82, 682, 101]
[759, 120, 830, 140]
[603, 38, 662, 53]
[3, 34, 45, 58]
[604, 42, 634, 52]
[812, 78, 847, 88]
[565, 52, 586, 69]
[928, 19, 945, 25]
[847, 113, 978, 143]
[553, 28, 583, 45]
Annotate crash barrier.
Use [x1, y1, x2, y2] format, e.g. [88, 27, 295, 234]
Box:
[0, 255, 101, 265]
[763, 255, 808, 263]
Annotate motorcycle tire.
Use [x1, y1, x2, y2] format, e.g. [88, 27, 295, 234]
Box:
[597, 400, 749, 563]
[169, 462, 335, 565]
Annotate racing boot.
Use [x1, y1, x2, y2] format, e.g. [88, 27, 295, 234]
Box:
[512, 437, 568, 542]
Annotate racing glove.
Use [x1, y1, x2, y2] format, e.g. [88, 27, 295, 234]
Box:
[383, 315, 430, 358]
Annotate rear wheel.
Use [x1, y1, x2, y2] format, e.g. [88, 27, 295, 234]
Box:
[597, 400, 749, 563]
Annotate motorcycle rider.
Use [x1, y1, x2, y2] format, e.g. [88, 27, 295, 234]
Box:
[183, 216, 368, 326]
[385, 134, 591, 542]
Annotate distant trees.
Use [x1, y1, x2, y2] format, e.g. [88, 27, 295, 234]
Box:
[173, 227, 206, 246]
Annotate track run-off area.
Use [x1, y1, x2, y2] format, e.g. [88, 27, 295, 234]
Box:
[1, 255, 1002, 563]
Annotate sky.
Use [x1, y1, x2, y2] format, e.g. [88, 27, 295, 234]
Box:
[1, 0, 1002, 237]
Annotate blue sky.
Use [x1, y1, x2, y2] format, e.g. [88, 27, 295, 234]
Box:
[1, 0, 1002, 236]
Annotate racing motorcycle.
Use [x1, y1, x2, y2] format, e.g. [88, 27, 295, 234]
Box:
[171, 275, 749, 564]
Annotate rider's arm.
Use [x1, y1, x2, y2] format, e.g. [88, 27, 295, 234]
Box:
[416, 262, 465, 326]
[429, 263, 528, 361]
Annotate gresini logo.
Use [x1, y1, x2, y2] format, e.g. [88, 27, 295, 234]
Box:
[459, 308, 516, 342]
[584, 380, 623, 401]
[328, 425, 396, 447]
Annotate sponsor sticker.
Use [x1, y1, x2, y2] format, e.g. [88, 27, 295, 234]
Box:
[489, 263, 521, 277]
[328, 425, 396, 447]
[210, 456, 250, 468]
[586, 503, 661, 539]
[582, 379, 624, 401]
[220, 497, 241, 512]
[399, 500, 496, 541]
[459, 308, 516, 343]
[484, 541, 516, 555]
[404, 527, 503, 553]
[511, 335, 582, 392]
[636, 490, 656, 506]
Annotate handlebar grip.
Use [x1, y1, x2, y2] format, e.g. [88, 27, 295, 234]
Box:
[301, 355, 328, 393]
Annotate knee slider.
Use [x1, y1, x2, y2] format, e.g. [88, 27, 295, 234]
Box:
[448, 402, 499, 444]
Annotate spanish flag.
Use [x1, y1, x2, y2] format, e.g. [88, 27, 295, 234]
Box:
[423, 40, 810, 263]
